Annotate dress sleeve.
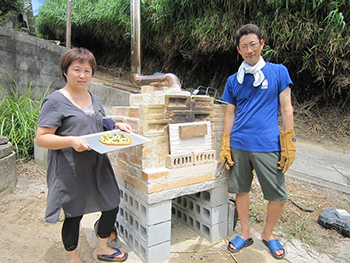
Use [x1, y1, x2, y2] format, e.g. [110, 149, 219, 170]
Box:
[37, 97, 62, 128]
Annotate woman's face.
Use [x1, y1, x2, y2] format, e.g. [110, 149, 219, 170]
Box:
[65, 60, 93, 90]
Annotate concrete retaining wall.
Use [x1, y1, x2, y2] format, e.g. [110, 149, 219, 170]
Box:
[0, 26, 132, 169]
[0, 26, 68, 96]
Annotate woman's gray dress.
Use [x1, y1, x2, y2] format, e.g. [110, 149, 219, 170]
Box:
[37, 90, 120, 223]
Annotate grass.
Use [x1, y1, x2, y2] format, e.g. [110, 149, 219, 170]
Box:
[242, 176, 350, 252]
[0, 75, 50, 160]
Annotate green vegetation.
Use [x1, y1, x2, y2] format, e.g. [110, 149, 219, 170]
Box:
[0, 0, 24, 25]
[35, 0, 350, 105]
[0, 0, 24, 16]
[0, 75, 50, 160]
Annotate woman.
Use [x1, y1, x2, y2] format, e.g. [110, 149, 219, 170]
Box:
[36, 47, 129, 263]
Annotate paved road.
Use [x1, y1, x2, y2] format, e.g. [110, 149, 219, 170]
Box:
[288, 139, 350, 194]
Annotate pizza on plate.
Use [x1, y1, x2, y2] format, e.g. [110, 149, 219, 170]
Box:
[99, 132, 131, 146]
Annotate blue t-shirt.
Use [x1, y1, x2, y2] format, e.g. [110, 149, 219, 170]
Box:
[221, 62, 293, 152]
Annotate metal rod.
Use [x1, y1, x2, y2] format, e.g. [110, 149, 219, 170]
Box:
[66, 0, 71, 49]
[131, 0, 141, 74]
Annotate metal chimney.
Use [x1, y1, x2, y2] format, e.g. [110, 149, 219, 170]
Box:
[131, 0, 141, 74]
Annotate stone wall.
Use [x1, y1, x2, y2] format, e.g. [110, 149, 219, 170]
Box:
[0, 26, 68, 96]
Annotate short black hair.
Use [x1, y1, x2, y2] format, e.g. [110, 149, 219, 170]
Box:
[60, 47, 97, 82]
[235, 24, 262, 47]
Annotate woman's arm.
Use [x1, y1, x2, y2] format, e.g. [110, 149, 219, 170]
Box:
[36, 126, 91, 152]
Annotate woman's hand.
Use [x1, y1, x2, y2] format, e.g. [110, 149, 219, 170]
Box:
[116, 123, 132, 133]
[70, 136, 91, 152]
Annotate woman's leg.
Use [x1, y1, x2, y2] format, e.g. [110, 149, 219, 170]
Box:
[96, 207, 128, 261]
[62, 215, 83, 263]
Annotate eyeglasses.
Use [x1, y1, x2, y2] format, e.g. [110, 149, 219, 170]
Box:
[239, 41, 260, 51]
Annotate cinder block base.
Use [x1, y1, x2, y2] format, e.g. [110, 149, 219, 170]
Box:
[172, 204, 227, 242]
[117, 184, 172, 263]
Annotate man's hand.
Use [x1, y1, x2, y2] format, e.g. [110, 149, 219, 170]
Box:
[219, 133, 234, 169]
[278, 130, 296, 174]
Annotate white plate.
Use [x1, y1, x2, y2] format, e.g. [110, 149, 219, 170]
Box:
[82, 130, 151, 154]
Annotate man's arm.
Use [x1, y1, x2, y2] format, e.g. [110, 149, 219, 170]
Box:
[279, 86, 294, 130]
[220, 103, 236, 168]
[223, 103, 237, 134]
[278, 86, 296, 174]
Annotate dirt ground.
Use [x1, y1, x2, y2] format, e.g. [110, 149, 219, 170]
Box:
[1, 155, 349, 263]
[0, 69, 349, 262]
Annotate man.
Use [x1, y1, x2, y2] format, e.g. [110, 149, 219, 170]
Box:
[220, 24, 296, 260]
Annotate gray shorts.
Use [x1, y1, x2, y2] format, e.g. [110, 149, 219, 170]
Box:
[228, 148, 288, 201]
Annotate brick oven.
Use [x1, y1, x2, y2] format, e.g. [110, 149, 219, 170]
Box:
[108, 78, 229, 262]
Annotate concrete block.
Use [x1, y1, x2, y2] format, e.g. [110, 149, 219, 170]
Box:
[172, 204, 227, 242]
[117, 215, 171, 263]
[193, 110, 212, 121]
[140, 104, 165, 120]
[130, 93, 152, 106]
[191, 95, 214, 111]
[116, 173, 228, 205]
[165, 94, 191, 110]
[173, 195, 228, 225]
[118, 206, 171, 247]
[119, 185, 172, 224]
[188, 183, 228, 207]
[143, 119, 169, 137]
[193, 150, 216, 165]
[227, 198, 237, 236]
[166, 152, 193, 169]
[165, 110, 194, 123]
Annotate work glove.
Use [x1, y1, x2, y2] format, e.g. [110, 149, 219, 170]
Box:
[278, 130, 297, 174]
[219, 133, 234, 169]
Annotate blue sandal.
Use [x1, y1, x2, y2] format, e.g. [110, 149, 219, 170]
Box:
[227, 236, 254, 253]
[262, 239, 285, 260]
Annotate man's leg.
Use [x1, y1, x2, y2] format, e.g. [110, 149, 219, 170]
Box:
[261, 200, 286, 256]
[229, 192, 252, 250]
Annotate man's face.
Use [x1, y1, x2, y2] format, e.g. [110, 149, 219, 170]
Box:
[237, 33, 264, 66]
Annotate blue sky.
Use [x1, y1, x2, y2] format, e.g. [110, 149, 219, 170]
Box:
[32, 0, 45, 15]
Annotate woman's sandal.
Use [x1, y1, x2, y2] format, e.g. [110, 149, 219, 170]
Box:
[97, 247, 128, 262]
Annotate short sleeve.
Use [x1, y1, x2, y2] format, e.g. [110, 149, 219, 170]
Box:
[221, 75, 237, 105]
[278, 65, 293, 94]
[37, 97, 62, 128]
